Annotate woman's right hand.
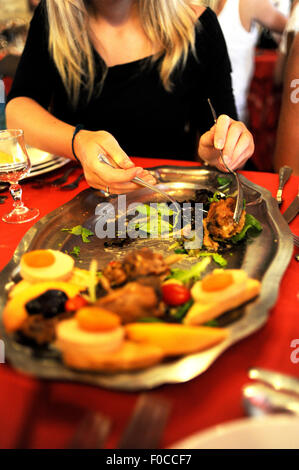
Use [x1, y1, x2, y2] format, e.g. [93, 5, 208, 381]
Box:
[73, 129, 156, 194]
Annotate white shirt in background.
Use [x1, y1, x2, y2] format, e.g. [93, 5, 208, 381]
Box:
[218, 0, 259, 123]
[280, 3, 299, 53]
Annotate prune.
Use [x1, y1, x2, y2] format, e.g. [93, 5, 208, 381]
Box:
[25, 290, 68, 318]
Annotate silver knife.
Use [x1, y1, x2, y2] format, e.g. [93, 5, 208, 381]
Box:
[276, 166, 293, 205]
[282, 192, 299, 224]
[249, 367, 299, 396]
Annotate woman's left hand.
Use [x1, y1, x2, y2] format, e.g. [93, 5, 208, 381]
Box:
[198, 115, 255, 171]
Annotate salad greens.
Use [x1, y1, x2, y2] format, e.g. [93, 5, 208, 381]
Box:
[61, 225, 94, 243]
[170, 299, 194, 321]
[231, 213, 262, 243]
[169, 257, 211, 284]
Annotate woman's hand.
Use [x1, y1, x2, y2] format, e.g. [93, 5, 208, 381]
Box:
[73, 129, 156, 194]
[198, 115, 254, 171]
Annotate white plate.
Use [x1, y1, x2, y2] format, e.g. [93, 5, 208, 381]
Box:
[171, 415, 299, 449]
[26, 147, 58, 167]
[26, 158, 70, 179]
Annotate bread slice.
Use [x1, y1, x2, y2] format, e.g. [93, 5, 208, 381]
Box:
[184, 278, 261, 326]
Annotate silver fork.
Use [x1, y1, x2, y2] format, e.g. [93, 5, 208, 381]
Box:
[68, 411, 112, 449]
[207, 99, 244, 224]
[98, 153, 181, 212]
[293, 233, 299, 248]
[117, 394, 172, 449]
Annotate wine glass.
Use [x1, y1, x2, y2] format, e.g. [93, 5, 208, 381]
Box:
[0, 129, 39, 223]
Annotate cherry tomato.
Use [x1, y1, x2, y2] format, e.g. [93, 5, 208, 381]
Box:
[162, 283, 191, 306]
[65, 295, 88, 312]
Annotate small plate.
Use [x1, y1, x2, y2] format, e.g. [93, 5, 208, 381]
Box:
[170, 414, 299, 449]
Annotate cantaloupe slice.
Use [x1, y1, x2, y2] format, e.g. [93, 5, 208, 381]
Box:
[184, 278, 261, 326]
[61, 340, 164, 372]
[3, 282, 82, 333]
[125, 323, 228, 356]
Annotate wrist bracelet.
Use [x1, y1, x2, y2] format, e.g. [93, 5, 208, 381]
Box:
[71, 124, 84, 163]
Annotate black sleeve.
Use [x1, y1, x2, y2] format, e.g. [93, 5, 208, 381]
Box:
[195, 8, 238, 134]
[7, 0, 55, 109]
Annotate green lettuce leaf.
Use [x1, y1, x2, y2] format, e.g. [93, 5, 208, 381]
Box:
[231, 213, 262, 243]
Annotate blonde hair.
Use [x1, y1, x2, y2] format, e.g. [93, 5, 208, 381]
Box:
[46, 0, 203, 107]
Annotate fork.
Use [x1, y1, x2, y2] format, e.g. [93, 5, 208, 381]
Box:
[293, 233, 299, 248]
[68, 411, 112, 449]
[117, 394, 172, 449]
[207, 99, 244, 224]
[98, 153, 181, 212]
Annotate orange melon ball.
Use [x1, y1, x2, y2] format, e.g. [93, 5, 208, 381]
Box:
[76, 307, 121, 332]
[201, 271, 234, 292]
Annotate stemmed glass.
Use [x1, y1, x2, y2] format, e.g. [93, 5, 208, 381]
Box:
[0, 129, 39, 223]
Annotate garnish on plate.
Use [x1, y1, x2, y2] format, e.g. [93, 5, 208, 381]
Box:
[61, 225, 94, 243]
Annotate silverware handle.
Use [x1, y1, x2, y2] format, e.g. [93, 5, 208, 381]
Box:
[279, 166, 293, 190]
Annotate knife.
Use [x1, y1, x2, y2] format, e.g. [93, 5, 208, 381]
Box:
[249, 367, 299, 397]
[282, 192, 299, 224]
[276, 166, 293, 205]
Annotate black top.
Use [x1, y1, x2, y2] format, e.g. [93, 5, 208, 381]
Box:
[7, 2, 237, 161]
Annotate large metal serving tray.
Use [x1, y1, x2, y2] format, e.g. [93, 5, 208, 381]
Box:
[0, 166, 293, 390]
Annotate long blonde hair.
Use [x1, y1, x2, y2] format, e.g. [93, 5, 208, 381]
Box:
[46, 0, 203, 107]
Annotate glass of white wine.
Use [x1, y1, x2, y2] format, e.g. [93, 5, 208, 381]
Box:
[0, 129, 39, 223]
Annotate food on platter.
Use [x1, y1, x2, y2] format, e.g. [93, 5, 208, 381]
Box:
[184, 270, 261, 326]
[56, 306, 164, 371]
[125, 323, 228, 356]
[3, 281, 82, 335]
[20, 249, 74, 283]
[59, 340, 164, 372]
[2, 244, 261, 372]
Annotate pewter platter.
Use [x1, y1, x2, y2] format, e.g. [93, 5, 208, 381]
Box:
[0, 166, 293, 390]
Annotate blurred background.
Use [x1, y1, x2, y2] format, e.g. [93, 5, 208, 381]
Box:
[0, 1, 297, 172]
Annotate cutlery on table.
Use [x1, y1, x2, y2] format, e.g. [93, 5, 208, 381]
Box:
[276, 166, 293, 206]
[0, 183, 9, 193]
[60, 173, 84, 191]
[50, 165, 78, 186]
[30, 165, 78, 188]
[243, 383, 299, 417]
[68, 411, 112, 449]
[282, 189, 299, 224]
[293, 233, 299, 249]
[117, 394, 172, 449]
[97, 153, 181, 211]
[248, 367, 299, 397]
[207, 98, 244, 224]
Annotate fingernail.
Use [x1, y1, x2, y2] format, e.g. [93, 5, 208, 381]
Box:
[135, 167, 144, 176]
[215, 140, 224, 150]
[124, 158, 134, 168]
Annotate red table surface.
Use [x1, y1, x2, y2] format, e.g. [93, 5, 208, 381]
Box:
[0, 157, 298, 450]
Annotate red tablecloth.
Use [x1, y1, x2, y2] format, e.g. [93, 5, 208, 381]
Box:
[0, 158, 298, 449]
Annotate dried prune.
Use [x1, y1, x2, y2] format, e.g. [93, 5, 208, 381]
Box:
[25, 290, 68, 318]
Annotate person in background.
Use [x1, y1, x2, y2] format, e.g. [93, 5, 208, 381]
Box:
[6, 0, 254, 195]
[28, 0, 41, 12]
[274, 0, 299, 84]
[205, 0, 287, 123]
[274, 32, 299, 175]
